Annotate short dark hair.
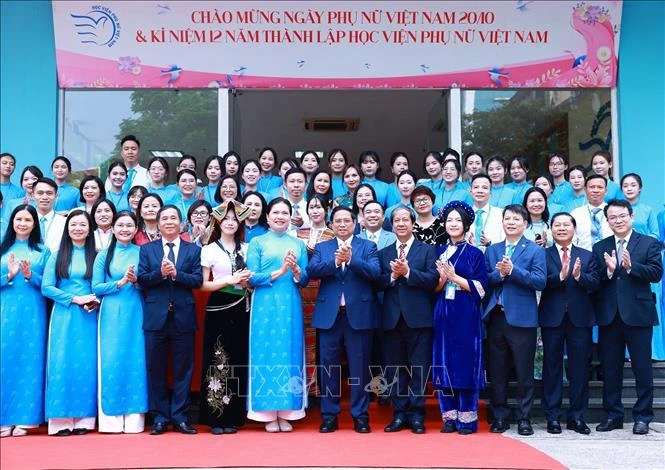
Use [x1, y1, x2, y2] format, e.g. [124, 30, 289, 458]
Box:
[353, 183, 377, 214]
[78, 175, 106, 202]
[604, 199, 633, 218]
[389, 152, 409, 167]
[363, 200, 385, 214]
[547, 152, 568, 166]
[52, 156, 72, 171]
[33, 177, 58, 192]
[331, 205, 356, 222]
[585, 174, 607, 187]
[508, 155, 530, 173]
[464, 151, 484, 166]
[503, 204, 530, 222]
[284, 167, 307, 181]
[551, 212, 577, 228]
[442, 158, 461, 174]
[410, 185, 436, 204]
[534, 173, 555, 190]
[187, 199, 212, 224]
[422, 151, 443, 172]
[0, 152, 16, 163]
[215, 174, 240, 203]
[176, 169, 197, 184]
[523, 187, 550, 226]
[568, 165, 587, 178]
[358, 150, 381, 177]
[121, 135, 140, 147]
[158, 204, 182, 222]
[442, 148, 460, 160]
[471, 173, 492, 186]
[178, 154, 197, 168]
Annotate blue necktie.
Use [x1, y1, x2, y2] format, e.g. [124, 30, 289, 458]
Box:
[590, 208, 602, 244]
[498, 244, 515, 306]
[124, 168, 136, 192]
[166, 242, 176, 264]
[474, 209, 484, 246]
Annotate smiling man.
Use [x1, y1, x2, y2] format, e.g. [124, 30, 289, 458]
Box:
[591, 199, 663, 435]
[31, 177, 66, 252]
[137, 205, 203, 436]
[105, 135, 149, 192]
[570, 174, 613, 251]
[483, 204, 546, 436]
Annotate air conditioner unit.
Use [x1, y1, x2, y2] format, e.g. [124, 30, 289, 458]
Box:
[303, 118, 360, 132]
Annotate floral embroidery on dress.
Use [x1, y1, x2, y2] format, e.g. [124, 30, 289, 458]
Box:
[205, 337, 233, 416]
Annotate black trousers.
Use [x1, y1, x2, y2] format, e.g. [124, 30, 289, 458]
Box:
[144, 315, 195, 425]
[488, 308, 537, 421]
[383, 317, 433, 422]
[599, 314, 653, 423]
[541, 313, 592, 421]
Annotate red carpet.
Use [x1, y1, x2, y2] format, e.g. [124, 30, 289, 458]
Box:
[0, 400, 565, 469]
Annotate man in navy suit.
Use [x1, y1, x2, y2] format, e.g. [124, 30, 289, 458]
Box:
[378, 205, 438, 434]
[592, 199, 663, 435]
[539, 212, 599, 435]
[484, 204, 546, 436]
[307, 206, 381, 433]
[137, 205, 203, 435]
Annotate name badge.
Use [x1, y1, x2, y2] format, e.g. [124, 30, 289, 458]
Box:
[445, 282, 456, 300]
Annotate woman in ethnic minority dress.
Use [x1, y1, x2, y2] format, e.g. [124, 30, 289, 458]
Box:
[295, 195, 335, 400]
[198, 200, 253, 435]
[0, 205, 50, 437]
[433, 201, 488, 435]
[92, 211, 147, 433]
[42, 210, 99, 436]
[246, 198, 309, 432]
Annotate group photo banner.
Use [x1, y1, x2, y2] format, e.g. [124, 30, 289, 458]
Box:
[52, 0, 623, 89]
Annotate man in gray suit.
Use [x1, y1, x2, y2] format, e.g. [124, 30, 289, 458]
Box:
[359, 201, 396, 249]
[358, 200, 396, 404]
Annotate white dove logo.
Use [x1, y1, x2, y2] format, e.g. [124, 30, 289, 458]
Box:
[70, 8, 120, 47]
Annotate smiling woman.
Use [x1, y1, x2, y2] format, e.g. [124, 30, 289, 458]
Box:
[246, 197, 310, 432]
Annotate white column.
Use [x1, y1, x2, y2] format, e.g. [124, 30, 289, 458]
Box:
[448, 88, 462, 153]
[217, 88, 231, 155]
[610, 87, 620, 179]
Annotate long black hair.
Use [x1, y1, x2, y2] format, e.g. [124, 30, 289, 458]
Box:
[136, 193, 163, 232]
[56, 209, 96, 281]
[523, 186, 551, 226]
[104, 211, 138, 277]
[242, 190, 268, 228]
[90, 198, 117, 230]
[305, 169, 333, 206]
[0, 205, 43, 255]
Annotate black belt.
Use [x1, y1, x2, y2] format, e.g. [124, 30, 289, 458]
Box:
[338, 305, 347, 314]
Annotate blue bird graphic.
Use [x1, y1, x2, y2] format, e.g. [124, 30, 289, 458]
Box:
[233, 66, 247, 75]
[296, 60, 306, 68]
[157, 4, 171, 15]
[516, 0, 534, 12]
[160, 65, 182, 86]
[488, 67, 509, 86]
[420, 64, 430, 73]
[70, 10, 117, 46]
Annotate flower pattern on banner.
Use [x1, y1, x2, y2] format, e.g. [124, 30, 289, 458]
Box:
[118, 56, 141, 75]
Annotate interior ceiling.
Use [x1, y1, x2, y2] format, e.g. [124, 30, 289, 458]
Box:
[233, 89, 447, 176]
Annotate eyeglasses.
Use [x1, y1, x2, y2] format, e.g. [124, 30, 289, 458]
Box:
[413, 197, 431, 205]
[191, 211, 210, 218]
[549, 161, 564, 167]
[607, 213, 630, 223]
[220, 185, 236, 191]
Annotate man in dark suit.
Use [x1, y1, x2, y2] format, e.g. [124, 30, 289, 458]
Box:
[378, 205, 438, 434]
[484, 204, 546, 436]
[137, 205, 203, 435]
[592, 199, 663, 435]
[539, 212, 599, 434]
[307, 206, 381, 433]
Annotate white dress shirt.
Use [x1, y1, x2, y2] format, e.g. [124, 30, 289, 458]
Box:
[105, 164, 149, 191]
[571, 203, 612, 251]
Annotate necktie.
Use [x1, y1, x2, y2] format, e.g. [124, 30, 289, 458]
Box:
[368, 233, 376, 242]
[398, 243, 407, 259]
[39, 216, 47, 237]
[590, 207, 602, 244]
[166, 242, 176, 264]
[474, 209, 484, 246]
[124, 168, 136, 192]
[505, 244, 515, 258]
[561, 246, 570, 265]
[616, 239, 625, 267]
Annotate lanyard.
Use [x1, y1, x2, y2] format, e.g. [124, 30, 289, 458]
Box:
[440, 241, 468, 268]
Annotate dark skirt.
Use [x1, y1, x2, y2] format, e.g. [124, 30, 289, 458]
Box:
[198, 290, 249, 428]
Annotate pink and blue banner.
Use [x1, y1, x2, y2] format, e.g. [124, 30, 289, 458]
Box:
[52, 1, 622, 89]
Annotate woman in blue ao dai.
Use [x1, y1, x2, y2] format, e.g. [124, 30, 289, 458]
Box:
[92, 211, 147, 433]
[432, 201, 488, 434]
[42, 209, 100, 436]
[246, 197, 309, 433]
[0, 205, 50, 437]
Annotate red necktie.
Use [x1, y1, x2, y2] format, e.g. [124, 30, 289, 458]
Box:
[562, 246, 569, 265]
[398, 243, 406, 258]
